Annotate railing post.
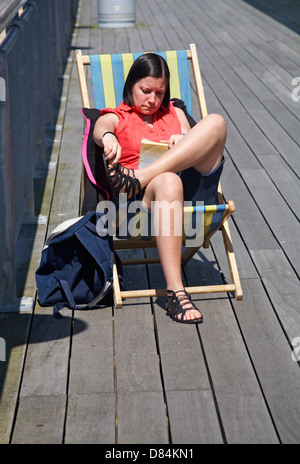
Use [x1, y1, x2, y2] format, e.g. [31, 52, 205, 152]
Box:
[0, 48, 17, 305]
[6, 11, 36, 227]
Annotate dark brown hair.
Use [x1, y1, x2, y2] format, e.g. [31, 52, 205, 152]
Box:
[123, 53, 170, 107]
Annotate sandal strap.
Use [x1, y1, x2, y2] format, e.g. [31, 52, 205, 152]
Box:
[108, 164, 142, 199]
[166, 289, 202, 324]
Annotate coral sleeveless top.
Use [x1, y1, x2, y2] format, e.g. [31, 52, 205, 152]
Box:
[101, 101, 182, 169]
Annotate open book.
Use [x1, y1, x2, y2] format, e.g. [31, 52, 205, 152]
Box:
[138, 138, 169, 168]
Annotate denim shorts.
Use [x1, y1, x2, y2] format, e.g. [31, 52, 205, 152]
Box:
[108, 158, 225, 240]
[179, 157, 225, 205]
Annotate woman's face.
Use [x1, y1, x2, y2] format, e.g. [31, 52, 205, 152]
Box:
[132, 76, 167, 115]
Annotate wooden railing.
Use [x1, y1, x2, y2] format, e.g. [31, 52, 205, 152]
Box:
[0, 0, 79, 307]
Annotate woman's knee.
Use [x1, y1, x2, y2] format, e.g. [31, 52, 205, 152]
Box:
[153, 172, 183, 200]
[142, 172, 183, 210]
[206, 113, 227, 143]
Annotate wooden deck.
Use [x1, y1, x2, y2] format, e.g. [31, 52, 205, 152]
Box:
[1, 0, 300, 444]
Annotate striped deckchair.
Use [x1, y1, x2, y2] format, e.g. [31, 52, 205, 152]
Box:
[75, 44, 243, 307]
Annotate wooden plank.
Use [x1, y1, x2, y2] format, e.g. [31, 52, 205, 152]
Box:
[221, 158, 280, 251]
[46, 61, 83, 234]
[257, 154, 300, 221]
[207, 74, 278, 159]
[166, 0, 300, 175]
[160, 0, 279, 160]
[126, 25, 145, 54]
[114, 250, 168, 443]
[209, 0, 300, 68]
[139, 0, 182, 51]
[152, 301, 224, 443]
[114, 305, 164, 393]
[227, 0, 300, 58]
[146, 250, 223, 443]
[210, 218, 259, 281]
[166, 390, 223, 444]
[114, 255, 162, 393]
[221, 50, 300, 146]
[232, 278, 300, 444]
[136, 2, 164, 51]
[183, 250, 279, 443]
[15, 306, 73, 398]
[63, 3, 117, 443]
[117, 391, 169, 444]
[250, 248, 300, 340]
[152, 293, 211, 392]
[0, 313, 32, 443]
[240, 168, 300, 275]
[11, 395, 66, 444]
[139, 1, 170, 51]
[65, 393, 115, 444]
[68, 308, 115, 395]
[15, 222, 47, 301]
[202, 0, 300, 125]
[115, 28, 129, 54]
[218, 0, 300, 64]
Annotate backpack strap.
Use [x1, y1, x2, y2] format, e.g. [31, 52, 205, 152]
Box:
[171, 98, 197, 128]
[53, 278, 112, 319]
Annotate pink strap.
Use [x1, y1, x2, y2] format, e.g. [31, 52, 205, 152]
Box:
[81, 109, 111, 200]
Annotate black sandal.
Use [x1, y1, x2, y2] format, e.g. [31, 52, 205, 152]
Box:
[103, 154, 143, 200]
[166, 289, 203, 324]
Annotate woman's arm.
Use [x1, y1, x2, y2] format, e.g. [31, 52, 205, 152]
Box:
[93, 113, 121, 167]
[165, 107, 191, 148]
[174, 106, 191, 134]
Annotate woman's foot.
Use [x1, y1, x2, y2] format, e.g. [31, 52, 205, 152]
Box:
[166, 289, 203, 324]
[105, 161, 144, 199]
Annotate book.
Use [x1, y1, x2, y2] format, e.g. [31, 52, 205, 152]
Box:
[138, 138, 169, 168]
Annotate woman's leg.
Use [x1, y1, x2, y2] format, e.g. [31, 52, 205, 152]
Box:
[110, 115, 226, 321]
[142, 172, 202, 322]
[136, 114, 227, 188]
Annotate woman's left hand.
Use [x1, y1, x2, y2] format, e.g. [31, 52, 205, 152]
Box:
[162, 134, 185, 149]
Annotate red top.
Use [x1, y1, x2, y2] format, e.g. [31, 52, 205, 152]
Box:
[101, 101, 182, 169]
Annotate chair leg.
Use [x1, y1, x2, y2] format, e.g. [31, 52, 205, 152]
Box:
[221, 220, 243, 300]
[113, 257, 123, 308]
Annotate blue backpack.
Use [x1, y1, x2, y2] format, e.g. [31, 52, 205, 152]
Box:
[36, 211, 118, 318]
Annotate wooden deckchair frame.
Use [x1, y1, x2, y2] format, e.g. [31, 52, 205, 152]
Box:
[75, 44, 243, 307]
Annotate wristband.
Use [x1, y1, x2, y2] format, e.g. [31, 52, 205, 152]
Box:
[102, 131, 118, 141]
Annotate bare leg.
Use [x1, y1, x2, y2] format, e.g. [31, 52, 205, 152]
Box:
[136, 114, 226, 322]
[111, 114, 226, 321]
[136, 114, 227, 188]
[142, 172, 202, 322]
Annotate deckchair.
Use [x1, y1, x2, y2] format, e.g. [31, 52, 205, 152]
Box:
[75, 44, 243, 308]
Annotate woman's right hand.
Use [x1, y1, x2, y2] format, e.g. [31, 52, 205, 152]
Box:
[102, 133, 122, 168]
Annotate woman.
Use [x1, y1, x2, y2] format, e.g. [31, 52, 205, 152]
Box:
[93, 53, 226, 324]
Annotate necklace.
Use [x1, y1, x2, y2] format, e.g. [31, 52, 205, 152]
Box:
[144, 118, 154, 125]
[142, 115, 153, 124]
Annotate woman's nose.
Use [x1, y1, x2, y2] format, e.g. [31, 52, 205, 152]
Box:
[148, 92, 156, 104]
